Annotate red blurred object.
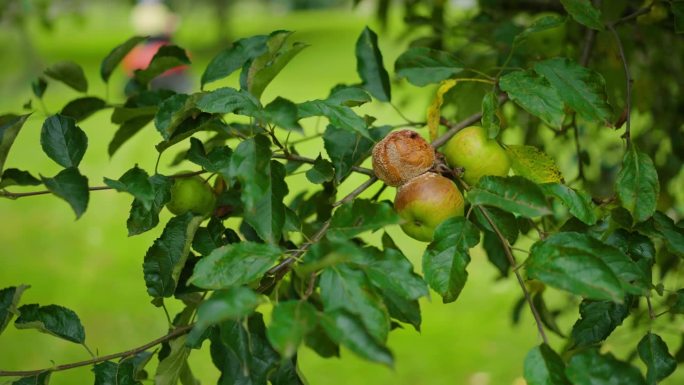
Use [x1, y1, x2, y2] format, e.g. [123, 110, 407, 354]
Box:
[122, 40, 188, 77]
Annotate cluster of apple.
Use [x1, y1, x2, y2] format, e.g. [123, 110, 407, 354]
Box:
[372, 127, 510, 242]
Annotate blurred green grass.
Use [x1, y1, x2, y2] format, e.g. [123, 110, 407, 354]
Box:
[1, 3, 679, 385]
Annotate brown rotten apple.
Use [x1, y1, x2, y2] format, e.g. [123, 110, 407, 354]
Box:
[372, 130, 435, 186]
[441, 125, 510, 186]
[394, 172, 464, 242]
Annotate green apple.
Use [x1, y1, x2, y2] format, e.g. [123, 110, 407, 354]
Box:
[441, 125, 510, 186]
[166, 175, 216, 216]
[394, 172, 464, 242]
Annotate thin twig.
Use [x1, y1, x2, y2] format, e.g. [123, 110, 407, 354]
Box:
[478, 206, 549, 344]
[432, 94, 508, 149]
[332, 176, 378, 208]
[0, 171, 206, 200]
[646, 296, 656, 321]
[612, 3, 654, 26]
[606, 23, 632, 146]
[0, 325, 193, 377]
[272, 153, 374, 176]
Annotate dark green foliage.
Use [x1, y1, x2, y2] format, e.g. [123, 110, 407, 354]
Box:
[3, 2, 684, 383]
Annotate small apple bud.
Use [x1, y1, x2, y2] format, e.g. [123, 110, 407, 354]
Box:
[372, 130, 435, 186]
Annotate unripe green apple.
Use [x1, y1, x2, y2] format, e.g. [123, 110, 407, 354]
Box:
[441, 126, 510, 186]
[394, 172, 464, 242]
[166, 175, 216, 216]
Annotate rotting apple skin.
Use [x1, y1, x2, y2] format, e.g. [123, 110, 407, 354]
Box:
[441, 126, 510, 186]
[394, 172, 464, 242]
[372, 129, 435, 187]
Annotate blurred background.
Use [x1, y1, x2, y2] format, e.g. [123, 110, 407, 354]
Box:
[0, 0, 681, 384]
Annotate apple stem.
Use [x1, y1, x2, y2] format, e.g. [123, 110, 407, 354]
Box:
[478, 205, 549, 345]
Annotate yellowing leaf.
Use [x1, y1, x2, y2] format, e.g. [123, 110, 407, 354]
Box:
[427, 79, 457, 142]
[507, 145, 563, 184]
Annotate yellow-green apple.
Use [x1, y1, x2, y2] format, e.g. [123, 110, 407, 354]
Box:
[394, 172, 464, 242]
[441, 125, 510, 186]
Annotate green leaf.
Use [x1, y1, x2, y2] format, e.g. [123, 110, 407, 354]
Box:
[472, 206, 518, 244]
[192, 87, 263, 118]
[363, 246, 429, 302]
[108, 116, 153, 157]
[61, 97, 107, 122]
[209, 313, 279, 385]
[44, 61, 88, 92]
[328, 199, 400, 239]
[394, 47, 463, 86]
[142, 213, 203, 298]
[422, 217, 480, 303]
[92, 352, 153, 385]
[11, 372, 51, 385]
[41, 167, 89, 219]
[482, 230, 511, 277]
[326, 85, 372, 107]
[155, 335, 191, 385]
[541, 183, 597, 225]
[570, 299, 630, 348]
[267, 301, 318, 358]
[527, 232, 649, 302]
[305, 155, 334, 184]
[127, 174, 172, 236]
[507, 145, 564, 184]
[32, 77, 47, 98]
[187, 138, 231, 176]
[355, 26, 391, 102]
[103, 166, 154, 210]
[15, 304, 85, 344]
[189, 242, 282, 289]
[481, 91, 501, 138]
[187, 287, 261, 345]
[524, 344, 570, 385]
[499, 70, 565, 130]
[201, 34, 269, 88]
[242, 31, 308, 100]
[534, 58, 612, 125]
[672, 1, 684, 33]
[515, 14, 567, 42]
[320, 310, 393, 366]
[154, 94, 192, 141]
[270, 357, 306, 385]
[638, 333, 677, 385]
[229, 135, 288, 243]
[671, 289, 684, 314]
[40, 115, 88, 168]
[320, 264, 390, 342]
[616, 147, 659, 223]
[323, 125, 391, 182]
[560, 0, 604, 31]
[101, 36, 147, 82]
[0, 173, 36, 198]
[566, 349, 646, 385]
[264, 97, 302, 131]
[468, 176, 552, 218]
[0, 114, 31, 175]
[134, 45, 190, 86]
[298, 100, 370, 139]
[0, 285, 29, 335]
[192, 217, 233, 256]
[638, 212, 684, 257]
